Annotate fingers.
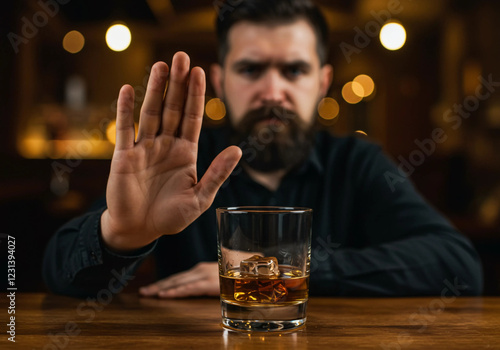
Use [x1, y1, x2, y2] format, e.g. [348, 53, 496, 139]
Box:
[161, 52, 191, 136]
[130, 52, 205, 145]
[144, 279, 218, 298]
[115, 85, 136, 150]
[179, 66, 206, 142]
[139, 269, 201, 296]
[139, 262, 219, 298]
[158, 279, 219, 298]
[136, 62, 170, 143]
[197, 146, 242, 208]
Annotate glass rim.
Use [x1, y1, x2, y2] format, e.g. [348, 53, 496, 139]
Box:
[216, 206, 312, 214]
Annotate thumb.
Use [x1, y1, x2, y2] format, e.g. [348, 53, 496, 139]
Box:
[196, 146, 242, 208]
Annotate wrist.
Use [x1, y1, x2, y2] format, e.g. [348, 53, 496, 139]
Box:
[100, 209, 152, 253]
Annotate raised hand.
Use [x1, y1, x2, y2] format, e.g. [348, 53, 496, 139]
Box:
[101, 52, 241, 252]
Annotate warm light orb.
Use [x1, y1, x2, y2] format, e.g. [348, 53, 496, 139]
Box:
[351, 81, 365, 98]
[106, 121, 117, 144]
[106, 24, 132, 52]
[205, 98, 226, 120]
[62, 30, 85, 53]
[380, 22, 406, 51]
[317, 97, 339, 120]
[353, 74, 375, 97]
[342, 82, 363, 104]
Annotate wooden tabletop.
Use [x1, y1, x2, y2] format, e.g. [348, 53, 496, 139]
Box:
[2, 293, 499, 349]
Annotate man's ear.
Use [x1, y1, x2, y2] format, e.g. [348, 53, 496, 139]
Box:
[210, 63, 224, 98]
[319, 64, 334, 97]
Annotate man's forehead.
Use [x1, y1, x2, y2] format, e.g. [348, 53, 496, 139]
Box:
[226, 19, 319, 64]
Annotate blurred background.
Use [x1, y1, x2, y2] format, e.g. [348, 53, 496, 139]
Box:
[1, 0, 499, 294]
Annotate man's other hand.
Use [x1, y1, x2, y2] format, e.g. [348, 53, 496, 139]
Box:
[138, 262, 219, 298]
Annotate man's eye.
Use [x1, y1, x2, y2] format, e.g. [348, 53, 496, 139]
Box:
[284, 66, 305, 80]
[239, 66, 261, 78]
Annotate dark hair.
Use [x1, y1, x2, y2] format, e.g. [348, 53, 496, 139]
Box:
[215, 0, 329, 66]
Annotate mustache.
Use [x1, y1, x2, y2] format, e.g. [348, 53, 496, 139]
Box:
[228, 105, 316, 173]
[235, 106, 300, 131]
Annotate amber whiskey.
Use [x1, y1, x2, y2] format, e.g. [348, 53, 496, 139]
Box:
[220, 265, 309, 306]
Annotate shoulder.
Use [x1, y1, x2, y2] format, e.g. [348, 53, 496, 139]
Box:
[314, 131, 402, 193]
[315, 131, 385, 169]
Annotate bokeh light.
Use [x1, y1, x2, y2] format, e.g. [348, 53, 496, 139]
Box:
[380, 22, 406, 51]
[317, 97, 339, 120]
[342, 82, 363, 104]
[62, 30, 85, 54]
[351, 81, 365, 98]
[105, 24, 132, 52]
[353, 74, 375, 97]
[106, 121, 117, 144]
[205, 98, 226, 120]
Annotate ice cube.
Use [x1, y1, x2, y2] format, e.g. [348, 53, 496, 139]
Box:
[234, 255, 287, 303]
[257, 280, 288, 303]
[234, 279, 260, 302]
[240, 255, 280, 277]
[234, 279, 287, 303]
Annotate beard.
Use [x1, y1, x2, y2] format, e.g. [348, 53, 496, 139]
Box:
[229, 105, 316, 173]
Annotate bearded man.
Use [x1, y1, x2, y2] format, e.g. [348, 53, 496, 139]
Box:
[43, 0, 482, 298]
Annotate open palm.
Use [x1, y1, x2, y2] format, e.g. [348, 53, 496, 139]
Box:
[101, 52, 241, 252]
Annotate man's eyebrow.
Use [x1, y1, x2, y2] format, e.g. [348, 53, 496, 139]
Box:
[231, 59, 312, 70]
[282, 60, 312, 70]
[231, 59, 268, 70]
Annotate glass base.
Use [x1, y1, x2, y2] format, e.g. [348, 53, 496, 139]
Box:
[222, 317, 306, 332]
[221, 300, 307, 332]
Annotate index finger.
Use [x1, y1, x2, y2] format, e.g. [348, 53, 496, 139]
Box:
[115, 84, 135, 151]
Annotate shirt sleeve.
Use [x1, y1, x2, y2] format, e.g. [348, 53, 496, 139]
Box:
[312, 142, 483, 296]
[42, 207, 157, 298]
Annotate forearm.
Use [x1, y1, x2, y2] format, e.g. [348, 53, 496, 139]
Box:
[42, 208, 156, 298]
[311, 231, 483, 296]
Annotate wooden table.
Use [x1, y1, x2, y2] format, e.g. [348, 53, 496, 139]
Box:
[2, 293, 499, 349]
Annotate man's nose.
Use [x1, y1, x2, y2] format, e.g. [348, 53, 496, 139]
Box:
[259, 70, 286, 106]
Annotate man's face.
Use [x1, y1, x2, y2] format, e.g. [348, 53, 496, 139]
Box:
[211, 19, 332, 172]
[214, 19, 332, 128]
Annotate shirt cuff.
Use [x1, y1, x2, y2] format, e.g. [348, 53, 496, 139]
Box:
[79, 207, 158, 268]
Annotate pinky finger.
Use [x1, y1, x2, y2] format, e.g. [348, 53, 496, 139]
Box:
[115, 85, 136, 150]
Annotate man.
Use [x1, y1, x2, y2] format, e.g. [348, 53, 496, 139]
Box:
[43, 0, 483, 298]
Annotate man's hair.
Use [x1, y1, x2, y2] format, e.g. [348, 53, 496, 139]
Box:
[215, 0, 329, 66]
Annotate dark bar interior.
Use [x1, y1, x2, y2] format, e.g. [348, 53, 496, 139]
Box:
[1, 0, 499, 295]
